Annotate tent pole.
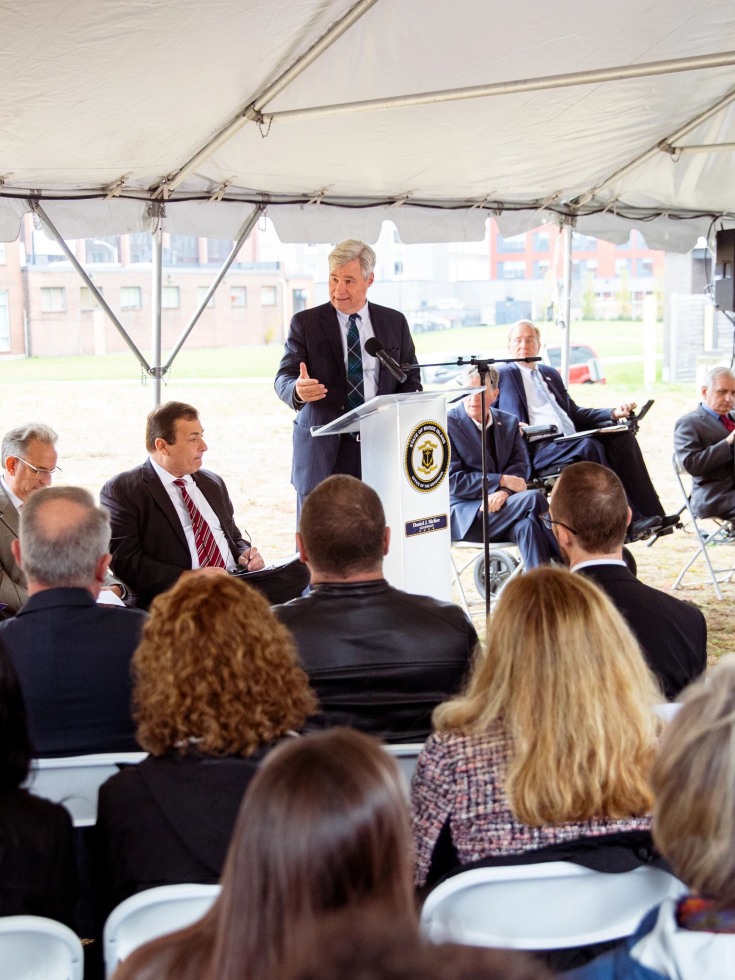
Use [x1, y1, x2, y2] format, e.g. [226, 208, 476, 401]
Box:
[163, 206, 262, 370]
[30, 202, 152, 374]
[558, 219, 573, 387]
[150, 216, 164, 407]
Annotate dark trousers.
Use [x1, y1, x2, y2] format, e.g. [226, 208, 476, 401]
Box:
[465, 489, 560, 569]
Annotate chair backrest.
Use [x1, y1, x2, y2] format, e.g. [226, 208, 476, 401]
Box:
[420, 861, 684, 950]
[0, 915, 84, 980]
[103, 883, 221, 977]
[27, 752, 147, 827]
[382, 742, 424, 784]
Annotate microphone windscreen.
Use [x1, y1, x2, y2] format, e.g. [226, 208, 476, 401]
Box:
[364, 337, 382, 356]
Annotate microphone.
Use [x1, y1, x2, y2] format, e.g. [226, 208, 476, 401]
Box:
[364, 337, 407, 383]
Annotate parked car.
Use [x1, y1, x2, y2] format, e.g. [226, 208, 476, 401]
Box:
[409, 315, 452, 333]
[544, 344, 606, 384]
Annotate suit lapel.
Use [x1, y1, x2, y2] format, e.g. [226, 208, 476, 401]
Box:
[507, 363, 530, 418]
[0, 484, 20, 538]
[142, 461, 189, 547]
[319, 304, 345, 369]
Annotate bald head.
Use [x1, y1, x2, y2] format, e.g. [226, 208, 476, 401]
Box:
[17, 486, 111, 591]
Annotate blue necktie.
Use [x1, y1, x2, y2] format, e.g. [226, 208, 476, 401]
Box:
[346, 314, 364, 412]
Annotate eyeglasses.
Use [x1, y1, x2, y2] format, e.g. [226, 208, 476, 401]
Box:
[16, 457, 62, 477]
[541, 513, 576, 534]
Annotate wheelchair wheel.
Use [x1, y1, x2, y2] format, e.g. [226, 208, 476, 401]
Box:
[473, 549, 520, 599]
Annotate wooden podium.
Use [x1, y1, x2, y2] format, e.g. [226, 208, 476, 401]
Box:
[312, 390, 473, 601]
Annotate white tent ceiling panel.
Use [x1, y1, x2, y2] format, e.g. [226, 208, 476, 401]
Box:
[2, 0, 735, 248]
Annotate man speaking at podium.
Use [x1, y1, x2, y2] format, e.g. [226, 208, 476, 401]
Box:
[275, 239, 421, 513]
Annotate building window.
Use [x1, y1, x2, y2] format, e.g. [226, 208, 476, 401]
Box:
[162, 285, 180, 309]
[0, 291, 9, 351]
[230, 286, 247, 307]
[207, 239, 234, 264]
[261, 285, 277, 306]
[615, 258, 632, 276]
[637, 258, 654, 277]
[85, 237, 119, 263]
[496, 234, 525, 253]
[585, 259, 598, 273]
[532, 260, 550, 278]
[292, 288, 308, 314]
[498, 261, 525, 279]
[533, 232, 550, 251]
[572, 233, 598, 250]
[120, 286, 142, 309]
[129, 233, 152, 264]
[40, 287, 66, 312]
[197, 286, 215, 308]
[393, 260, 403, 276]
[80, 286, 103, 310]
[165, 235, 199, 266]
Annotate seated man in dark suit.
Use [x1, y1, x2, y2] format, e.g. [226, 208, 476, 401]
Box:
[0, 486, 147, 755]
[100, 400, 266, 610]
[496, 320, 677, 537]
[548, 461, 707, 700]
[273, 475, 478, 742]
[447, 365, 560, 569]
[673, 365, 735, 523]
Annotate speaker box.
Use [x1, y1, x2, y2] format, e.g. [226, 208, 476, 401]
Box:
[714, 229, 735, 312]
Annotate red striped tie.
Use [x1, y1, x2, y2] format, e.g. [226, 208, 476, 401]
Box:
[173, 479, 227, 569]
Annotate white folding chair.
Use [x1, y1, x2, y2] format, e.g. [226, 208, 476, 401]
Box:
[0, 915, 84, 980]
[27, 752, 148, 827]
[382, 742, 425, 785]
[103, 883, 220, 977]
[671, 451, 735, 600]
[420, 862, 684, 950]
[450, 541, 522, 618]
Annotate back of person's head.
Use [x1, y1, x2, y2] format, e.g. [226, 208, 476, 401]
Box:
[1, 422, 58, 469]
[651, 658, 735, 907]
[19, 486, 110, 588]
[328, 240, 376, 277]
[281, 907, 552, 980]
[551, 461, 629, 553]
[145, 400, 199, 452]
[117, 728, 415, 980]
[133, 575, 316, 757]
[435, 566, 661, 825]
[299, 475, 386, 577]
[0, 638, 33, 791]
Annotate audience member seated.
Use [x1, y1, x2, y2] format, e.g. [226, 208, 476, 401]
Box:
[549, 462, 707, 700]
[282, 907, 551, 980]
[100, 400, 267, 610]
[496, 320, 677, 535]
[412, 567, 661, 889]
[0, 638, 77, 927]
[113, 728, 416, 980]
[273, 475, 478, 742]
[565, 657, 735, 979]
[0, 486, 146, 756]
[673, 365, 735, 524]
[447, 365, 560, 568]
[96, 575, 315, 915]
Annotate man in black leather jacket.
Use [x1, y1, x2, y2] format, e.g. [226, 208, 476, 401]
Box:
[273, 475, 478, 742]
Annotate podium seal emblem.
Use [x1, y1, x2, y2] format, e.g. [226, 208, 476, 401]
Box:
[404, 420, 450, 492]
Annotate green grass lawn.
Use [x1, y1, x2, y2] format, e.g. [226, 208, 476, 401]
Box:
[0, 319, 664, 386]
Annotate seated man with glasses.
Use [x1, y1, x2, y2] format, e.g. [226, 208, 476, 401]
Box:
[1, 423, 125, 616]
[447, 366, 560, 569]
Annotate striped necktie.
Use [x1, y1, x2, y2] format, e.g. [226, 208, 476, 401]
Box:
[173, 479, 226, 569]
[346, 313, 364, 412]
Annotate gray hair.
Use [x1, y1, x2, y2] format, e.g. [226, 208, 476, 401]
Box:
[2, 423, 58, 469]
[20, 486, 110, 588]
[702, 365, 735, 390]
[328, 240, 376, 278]
[508, 319, 541, 342]
[462, 364, 499, 390]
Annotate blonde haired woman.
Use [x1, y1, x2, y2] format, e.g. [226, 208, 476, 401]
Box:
[411, 567, 662, 888]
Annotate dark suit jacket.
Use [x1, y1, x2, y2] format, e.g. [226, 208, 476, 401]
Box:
[274, 301, 422, 496]
[674, 405, 735, 519]
[496, 362, 611, 430]
[96, 749, 270, 915]
[0, 483, 27, 615]
[446, 404, 532, 541]
[0, 789, 77, 928]
[577, 563, 707, 701]
[0, 588, 146, 756]
[274, 579, 477, 742]
[100, 460, 249, 609]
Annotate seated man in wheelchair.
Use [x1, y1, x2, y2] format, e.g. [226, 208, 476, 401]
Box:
[496, 320, 678, 540]
[447, 365, 560, 569]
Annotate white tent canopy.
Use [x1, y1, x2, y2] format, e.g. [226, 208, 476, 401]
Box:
[3, 0, 735, 250]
